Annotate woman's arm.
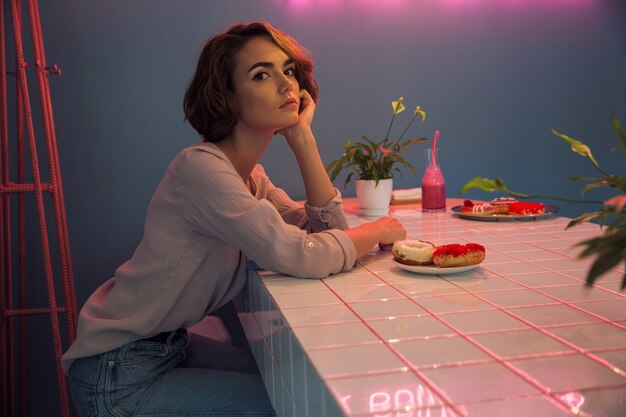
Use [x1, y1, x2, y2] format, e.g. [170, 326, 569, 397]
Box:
[177, 149, 356, 279]
[277, 90, 407, 253]
[251, 164, 348, 232]
[279, 90, 336, 208]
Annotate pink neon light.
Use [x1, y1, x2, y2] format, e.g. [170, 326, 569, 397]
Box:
[284, 0, 596, 9]
[285, 0, 408, 11]
[559, 391, 585, 410]
[369, 386, 444, 416]
[440, 0, 595, 5]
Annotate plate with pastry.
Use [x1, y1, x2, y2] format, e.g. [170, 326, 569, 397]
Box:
[391, 240, 485, 275]
[451, 199, 559, 221]
[392, 262, 480, 275]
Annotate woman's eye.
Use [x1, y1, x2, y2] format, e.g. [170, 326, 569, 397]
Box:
[253, 72, 269, 81]
[284, 68, 296, 77]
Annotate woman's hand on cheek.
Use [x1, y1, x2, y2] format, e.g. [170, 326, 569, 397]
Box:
[278, 89, 315, 143]
[296, 89, 315, 126]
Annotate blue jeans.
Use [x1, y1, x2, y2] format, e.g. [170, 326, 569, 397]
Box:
[67, 328, 276, 417]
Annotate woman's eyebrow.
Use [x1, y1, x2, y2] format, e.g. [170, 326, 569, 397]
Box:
[247, 59, 294, 73]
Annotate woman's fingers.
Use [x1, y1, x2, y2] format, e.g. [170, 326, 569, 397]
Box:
[297, 89, 315, 121]
[376, 217, 406, 244]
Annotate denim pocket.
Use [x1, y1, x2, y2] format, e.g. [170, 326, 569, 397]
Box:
[123, 341, 169, 363]
[68, 354, 102, 386]
[106, 334, 188, 392]
[67, 356, 102, 417]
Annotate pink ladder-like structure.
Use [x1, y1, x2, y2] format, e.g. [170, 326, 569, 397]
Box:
[1, 1, 78, 416]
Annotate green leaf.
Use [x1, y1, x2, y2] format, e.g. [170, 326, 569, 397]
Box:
[566, 211, 603, 229]
[575, 226, 626, 288]
[460, 177, 509, 194]
[568, 176, 604, 182]
[611, 113, 626, 150]
[325, 159, 339, 172]
[569, 175, 626, 194]
[406, 163, 417, 176]
[400, 137, 428, 148]
[360, 135, 378, 150]
[328, 161, 344, 182]
[393, 155, 417, 176]
[354, 142, 372, 157]
[344, 172, 354, 187]
[551, 129, 601, 171]
[576, 226, 626, 256]
[585, 251, 622, 287]
[606, 175, 626, 192]
[581, 182, 609, 195]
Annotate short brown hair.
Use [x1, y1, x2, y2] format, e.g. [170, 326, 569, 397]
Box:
[183, 22, 319, 143]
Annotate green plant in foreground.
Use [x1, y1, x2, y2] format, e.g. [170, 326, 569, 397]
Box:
[326, 97, 428, 186]
[461, 115, 626, 289]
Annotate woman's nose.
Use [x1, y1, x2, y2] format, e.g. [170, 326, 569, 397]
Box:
[279, 75, 293, 94]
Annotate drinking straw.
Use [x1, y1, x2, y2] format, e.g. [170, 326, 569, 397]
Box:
[432, 130, 440, 165]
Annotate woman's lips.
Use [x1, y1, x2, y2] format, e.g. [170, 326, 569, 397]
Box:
[280, 98, 298, 109]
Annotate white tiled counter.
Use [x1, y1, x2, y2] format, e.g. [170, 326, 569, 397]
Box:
[238, 202, 626, 417]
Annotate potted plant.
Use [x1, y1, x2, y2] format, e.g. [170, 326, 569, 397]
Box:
[461, 114, 626, 290]
[326, 97, 428, 216]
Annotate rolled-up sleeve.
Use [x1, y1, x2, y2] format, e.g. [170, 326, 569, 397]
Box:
[258, 168, 349, 232]
[176, 149, 356, 279]
[303, 191, 349, 231]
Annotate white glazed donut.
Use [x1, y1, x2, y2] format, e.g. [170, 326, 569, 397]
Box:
[392, 240, 436, 266]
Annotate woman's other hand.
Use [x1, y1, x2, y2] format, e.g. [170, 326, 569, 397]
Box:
[373, 217, 407, 245]
[344, 217, 407, 259]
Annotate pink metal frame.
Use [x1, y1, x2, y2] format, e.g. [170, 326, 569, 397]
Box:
[1, 1, 77, 416]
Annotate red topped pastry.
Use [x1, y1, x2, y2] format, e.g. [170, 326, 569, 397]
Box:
[432, 243, 486, 267]
[490, 197, 518, 214]
[507, 202, 545, 215]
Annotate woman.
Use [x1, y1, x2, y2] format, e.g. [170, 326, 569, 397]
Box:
[62, 21, 406, 416]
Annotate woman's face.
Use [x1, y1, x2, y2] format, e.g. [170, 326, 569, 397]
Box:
[231, 37, 300, 135]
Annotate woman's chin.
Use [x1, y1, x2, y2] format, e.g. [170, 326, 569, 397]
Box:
[276, 117, 299, 131]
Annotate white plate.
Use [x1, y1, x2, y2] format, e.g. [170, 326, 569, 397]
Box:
[392, 260, 480, 275]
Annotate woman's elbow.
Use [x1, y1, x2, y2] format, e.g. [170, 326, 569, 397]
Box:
[265, 252, 344, 279]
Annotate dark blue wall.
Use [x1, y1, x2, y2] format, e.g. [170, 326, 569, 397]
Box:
[12, 0, 626, 414]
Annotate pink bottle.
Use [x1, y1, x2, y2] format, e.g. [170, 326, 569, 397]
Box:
[421, 148, 446, 211]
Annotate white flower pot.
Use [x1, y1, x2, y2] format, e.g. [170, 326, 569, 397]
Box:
[355, 178, 393, 218]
